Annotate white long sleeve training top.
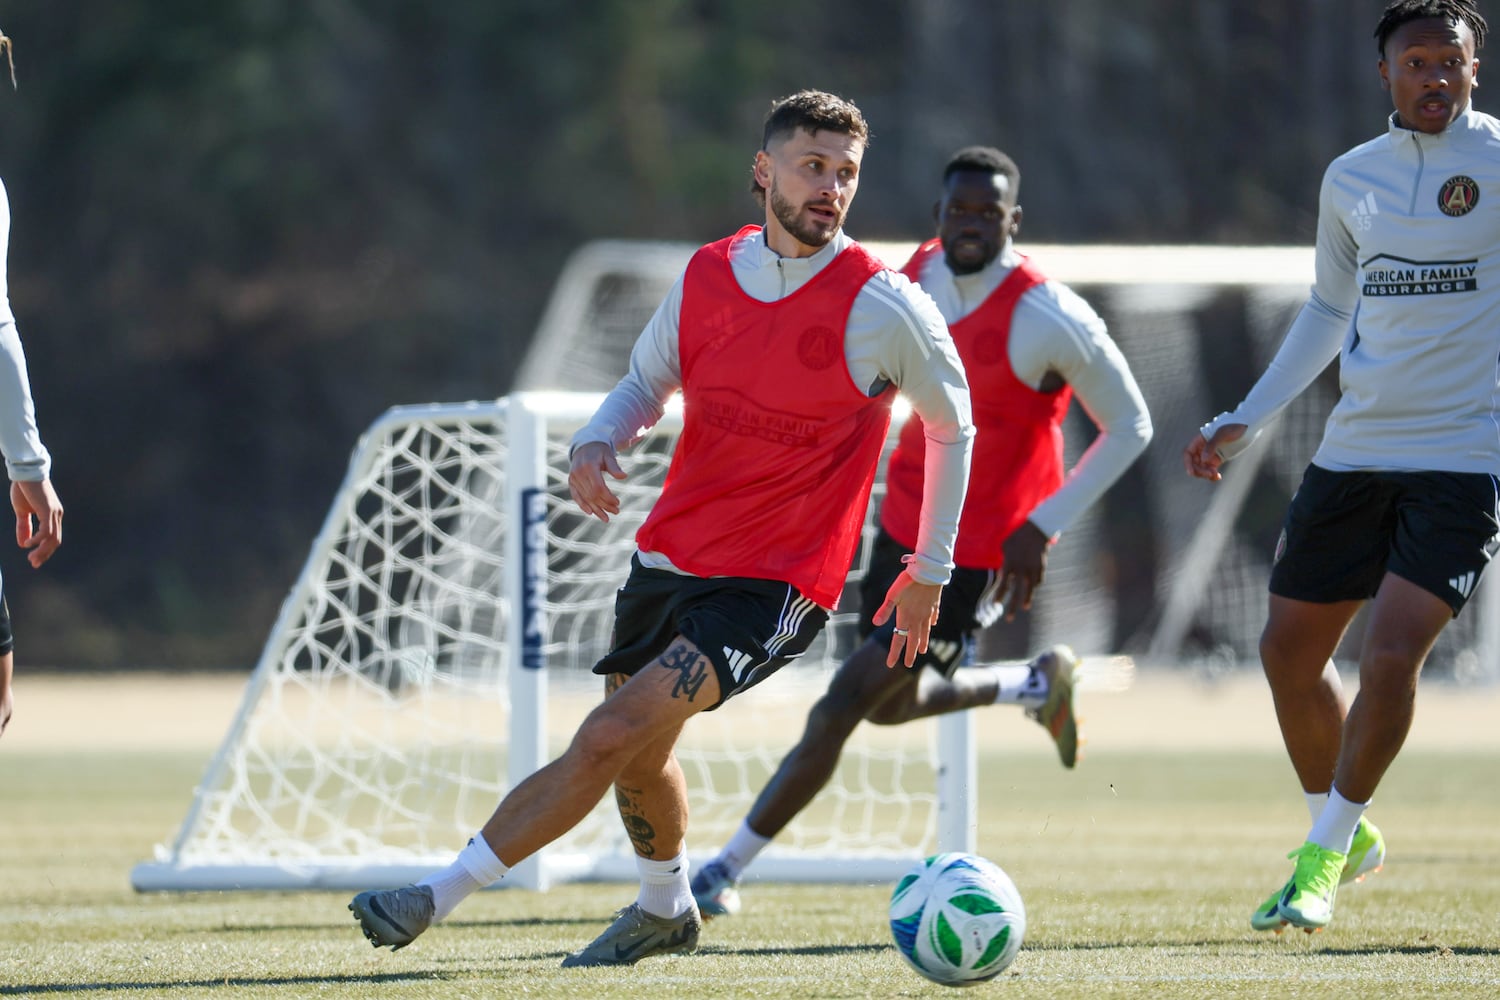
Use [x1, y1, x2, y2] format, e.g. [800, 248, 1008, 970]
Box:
[0, 178, 51, 482]
[1204, 106, 1500, 475]
[912, 242, 1152, 539]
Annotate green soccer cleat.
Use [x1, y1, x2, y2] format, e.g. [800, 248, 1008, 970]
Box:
[1025, 645, 1082, 769]
[689, 859, 742, 919]
[1275, 841, 1346, 932]
[1250, 879, 1292, 933]
[1341, 817, 1386, 885]
[560, 903, 701, 967]
[349, 884, 435, 951]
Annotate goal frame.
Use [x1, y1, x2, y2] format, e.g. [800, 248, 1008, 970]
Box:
[131, 393, 976, 892]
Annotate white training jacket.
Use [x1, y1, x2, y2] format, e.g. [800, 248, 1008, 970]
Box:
[572, 227, 975, 586]
[912, 242, 1152, 540]
[0, 178, 51, 482]
[1203, 105, 1500, 475]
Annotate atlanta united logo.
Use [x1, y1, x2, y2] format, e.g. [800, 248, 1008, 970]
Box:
[1438, 175, 1480, 217]
[797, 325, 840, 370]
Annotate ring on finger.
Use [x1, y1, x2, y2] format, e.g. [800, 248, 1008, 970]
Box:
[893, 627, 910, 636]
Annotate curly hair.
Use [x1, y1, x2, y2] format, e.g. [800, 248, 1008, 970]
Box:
[942, 146, 1021, 201]
[1375, 0, 1488, 54]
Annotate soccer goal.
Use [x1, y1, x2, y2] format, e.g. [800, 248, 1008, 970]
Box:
[133, 392, 976, 892]
[136, 239, 1500, 894]
[520, 239, 1500, 677]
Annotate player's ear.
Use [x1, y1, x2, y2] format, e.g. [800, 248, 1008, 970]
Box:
[1009, 205, 1023, 238]
[1378, 59, 1391, 91]
[752, 149, 773, 190]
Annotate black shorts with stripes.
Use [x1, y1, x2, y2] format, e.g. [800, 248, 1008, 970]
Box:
[857, 528, 1001, 678]
[592, 555, 829, 710]
[1269, 465, 1500, 615]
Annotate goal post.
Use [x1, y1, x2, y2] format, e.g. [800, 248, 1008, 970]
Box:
[133, 392, 975, 892]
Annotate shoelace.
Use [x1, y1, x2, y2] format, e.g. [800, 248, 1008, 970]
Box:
[1287, 844, 1342, 897]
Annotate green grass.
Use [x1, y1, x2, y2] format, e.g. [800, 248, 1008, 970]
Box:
[3, 748, 1499, 998]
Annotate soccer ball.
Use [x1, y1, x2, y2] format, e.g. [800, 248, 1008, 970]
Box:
[888, 852, 1026, 986]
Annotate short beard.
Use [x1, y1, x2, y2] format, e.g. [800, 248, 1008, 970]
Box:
[943, 242, 998, 277]
[770, 184, 839, 248]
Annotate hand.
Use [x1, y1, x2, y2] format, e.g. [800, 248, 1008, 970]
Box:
[872, 568, 943, 668]
[1183, 424, 1247, 482]
[997, 520, 1050, 622]
[567, 442, 627, 522]
[12, 479, 63, 568]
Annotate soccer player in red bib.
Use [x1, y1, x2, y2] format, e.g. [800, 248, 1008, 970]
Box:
[692, 146, 1152, 918]
[349, 90, 975, 966]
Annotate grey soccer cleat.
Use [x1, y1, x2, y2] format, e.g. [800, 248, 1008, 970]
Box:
[560, 902, 701, 967]
[690, 860, 743, 918]
[349, 884, 435, 951]
[1025, 644, 1082, 769]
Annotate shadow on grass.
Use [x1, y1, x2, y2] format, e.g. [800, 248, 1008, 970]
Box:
[208, 913, 612, 936]
[0, 971, 441, 995]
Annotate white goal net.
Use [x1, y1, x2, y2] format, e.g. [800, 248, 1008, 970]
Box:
[134, 393, 974, 891]
[136, 239, 1500, 893]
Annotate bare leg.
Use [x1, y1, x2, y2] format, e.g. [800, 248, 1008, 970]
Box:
[610, 666, 692, 859]
[478, 637, 721, 865]
[865, 663, 997, 725]
[1333, 574, 1451, 802]
[1260, 594, 1361, 792]
[744, 639, 918, 838]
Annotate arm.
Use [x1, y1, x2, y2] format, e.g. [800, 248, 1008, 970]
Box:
[567, 274, 685, 522]
[856, 270, 975, 665]
[1188, 163, 1358, 479]
[1002, 286, 1152, 614]
[0, 179, 62, 741]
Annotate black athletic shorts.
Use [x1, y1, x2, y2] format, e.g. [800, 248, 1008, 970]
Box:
[857, 528, 1002, 678]
[593, 555, 829, 709]
[1269, 465, 1500, 615]
[0, 586, 11, 655]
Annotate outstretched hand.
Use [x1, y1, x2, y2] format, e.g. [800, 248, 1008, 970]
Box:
[1183, 424, 1247, 482]
[872, 568, 943, 668]
[12, 479, 62, 568]
[997, 520, 1050, 622]
[568, 442, 628, 522]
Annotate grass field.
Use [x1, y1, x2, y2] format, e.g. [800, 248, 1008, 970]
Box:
[3, 672, 1500, 998]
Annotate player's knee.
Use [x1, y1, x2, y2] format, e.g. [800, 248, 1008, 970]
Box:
[1258, 626, 1307, 684]
[865, 695, 915, 726]
[570, 712, 641, 771]
[805, 691, 864, 741]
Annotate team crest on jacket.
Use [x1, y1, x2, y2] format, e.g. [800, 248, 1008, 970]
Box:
[1438, 175, 1480, 217]
[798, 325, 841, 370]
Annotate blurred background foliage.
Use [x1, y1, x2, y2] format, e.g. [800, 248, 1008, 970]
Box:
[0, 1, 1394, 667]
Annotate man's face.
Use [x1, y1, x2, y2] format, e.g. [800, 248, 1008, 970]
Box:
[1380, 16, 1479, 135]
[937, 169, 1017, 276]
[757, 127, 863, 254]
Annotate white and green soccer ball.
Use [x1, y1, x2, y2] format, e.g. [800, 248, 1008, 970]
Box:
[888, 852, 1026, 986]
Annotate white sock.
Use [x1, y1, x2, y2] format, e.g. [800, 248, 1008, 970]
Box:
[419, 834, 510, 921]
[1308, 786, 1369, 855]
[717, 821, 773, 880]
[1304, 791, 1329, 826]
[989, 663, 1046, 709]
[636, 851, 693, 919]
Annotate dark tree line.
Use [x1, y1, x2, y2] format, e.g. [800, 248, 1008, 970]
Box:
[0, 1, 1395, 667]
